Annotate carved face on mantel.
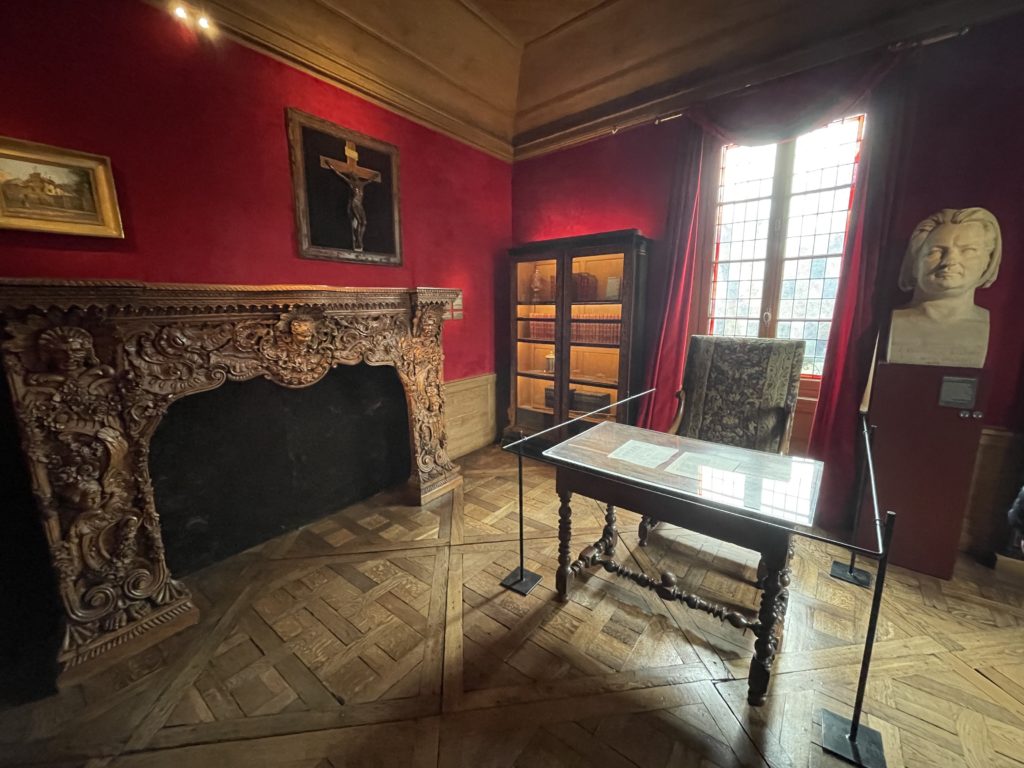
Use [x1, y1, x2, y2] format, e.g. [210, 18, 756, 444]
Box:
[38, 326, 97, 374]
[416, 306, 440, 339]
[288, 317, 316, 344]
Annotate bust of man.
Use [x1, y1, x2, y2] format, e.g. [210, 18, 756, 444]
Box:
[887, 207, 1001, 368]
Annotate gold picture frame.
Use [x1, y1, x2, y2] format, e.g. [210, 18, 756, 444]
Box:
[0, 136, 124, 238]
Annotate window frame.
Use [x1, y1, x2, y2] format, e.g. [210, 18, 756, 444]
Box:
[696, 116, 865, 379]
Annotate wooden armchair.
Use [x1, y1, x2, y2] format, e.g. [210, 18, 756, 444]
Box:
[639, 335, 805, 546]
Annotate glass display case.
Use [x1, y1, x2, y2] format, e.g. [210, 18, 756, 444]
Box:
[508, 229, 650, 439]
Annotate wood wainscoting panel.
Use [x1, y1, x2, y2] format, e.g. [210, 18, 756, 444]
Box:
[444, 373, 497, 459]
[787, 376, 820, 458]
[961, 427, 1024, 558]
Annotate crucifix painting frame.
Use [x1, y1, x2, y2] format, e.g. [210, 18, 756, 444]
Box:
[286, 108, 402, 266]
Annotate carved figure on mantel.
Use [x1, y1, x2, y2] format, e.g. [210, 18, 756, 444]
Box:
[887, 207, 1001, 368]
[399, 303, 455, 481]
[5, 320, 192, 660]
[31, 326, 115, 391]
[321, 141, 381, 252]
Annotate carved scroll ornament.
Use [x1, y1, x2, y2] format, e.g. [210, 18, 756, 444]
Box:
[0, 281, 461, 674]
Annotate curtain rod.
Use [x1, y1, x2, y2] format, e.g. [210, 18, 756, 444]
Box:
[603, 26, 972, 138]
[888, 25, 970, 52]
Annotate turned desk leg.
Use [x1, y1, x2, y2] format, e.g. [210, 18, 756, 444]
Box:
[747, 537, 793, 706]
[603, 503, 618, 558]
[638, 515, 659, 546]
[556, 490, 574, 602]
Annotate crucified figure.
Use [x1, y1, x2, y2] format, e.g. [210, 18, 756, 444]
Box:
[320, 141, 381, 252]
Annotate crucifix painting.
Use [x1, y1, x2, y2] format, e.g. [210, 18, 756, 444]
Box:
[286, 108, 401, 265]
[320, 141, 380, 253]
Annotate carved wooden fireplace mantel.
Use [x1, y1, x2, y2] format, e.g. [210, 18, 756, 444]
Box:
[0, 279, 462, 678]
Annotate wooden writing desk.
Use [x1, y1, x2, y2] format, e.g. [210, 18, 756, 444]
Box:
[542, 421, 823, 705]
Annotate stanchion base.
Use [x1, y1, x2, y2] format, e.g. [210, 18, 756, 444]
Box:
[821, 709, 887, 768]
[831, 561, 872, 588]
[501, 567, 542, 596]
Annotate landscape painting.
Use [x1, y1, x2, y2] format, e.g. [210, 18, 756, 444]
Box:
[0, 137, 123, 238]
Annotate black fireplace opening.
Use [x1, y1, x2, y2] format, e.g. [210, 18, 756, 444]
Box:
[149, 362, 411, 575]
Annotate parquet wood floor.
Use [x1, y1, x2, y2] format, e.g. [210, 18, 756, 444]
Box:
[2, 446, 1024, 767]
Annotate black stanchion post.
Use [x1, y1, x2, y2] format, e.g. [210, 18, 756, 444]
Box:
[501, 432, 542, 596]
[822, 510, 896, 768]
[518, 441, 525, 577]
[831, 421, 873, 589]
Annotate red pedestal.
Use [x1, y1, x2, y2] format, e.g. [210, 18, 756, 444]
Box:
[857, 363, 985, 579]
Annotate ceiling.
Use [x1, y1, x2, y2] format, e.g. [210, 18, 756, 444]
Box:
[197, 0, 1024, 160]
[471, 0, 605, 46]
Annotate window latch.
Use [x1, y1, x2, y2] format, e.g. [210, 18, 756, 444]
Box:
[762, 310, 772, 326]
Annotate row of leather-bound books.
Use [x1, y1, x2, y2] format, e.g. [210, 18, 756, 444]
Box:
[525, 313, 621, 345]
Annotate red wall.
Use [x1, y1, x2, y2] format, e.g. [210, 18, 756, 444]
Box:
[512, 121, 682, 244]
[0, 0, 511, 381]
[511, 19, 1024, 429]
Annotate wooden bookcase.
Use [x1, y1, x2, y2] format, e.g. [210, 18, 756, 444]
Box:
[506, 229, 650, 441]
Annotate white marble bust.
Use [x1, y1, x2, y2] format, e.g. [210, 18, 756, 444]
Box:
[887, 207, 1001, 368]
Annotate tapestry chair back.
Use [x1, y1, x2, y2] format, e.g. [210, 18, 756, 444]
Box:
[638, 335, 804, 547]
[673, 335, 805, 455]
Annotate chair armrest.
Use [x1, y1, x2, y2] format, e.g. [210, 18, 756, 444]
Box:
[667, 389, 686, 435]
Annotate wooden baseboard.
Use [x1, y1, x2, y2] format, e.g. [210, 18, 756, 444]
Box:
[444, 373, 497, 459]
[961, 427, 1024, 556]
[995, 553, 1024, 582]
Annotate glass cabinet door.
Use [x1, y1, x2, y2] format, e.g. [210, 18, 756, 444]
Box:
[514, 258, 558, 432]
[567, 251, 624, 432]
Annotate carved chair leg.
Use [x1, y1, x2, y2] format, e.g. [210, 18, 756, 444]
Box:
[603, 503, 618, 558]
[747, 537, 793, 706]
[638, 515, 659, 547]
[556, 491, 574, 602]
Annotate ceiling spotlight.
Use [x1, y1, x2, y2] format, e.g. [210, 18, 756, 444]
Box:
[198, 16, 210, 29]
[174, 5, 187, 18]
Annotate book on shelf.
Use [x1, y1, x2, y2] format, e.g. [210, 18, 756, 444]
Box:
[527, 313, 555, 341]
[569, 310, 621, 344]
[572, 272, 599, 301]
[525, 310, 623, 344]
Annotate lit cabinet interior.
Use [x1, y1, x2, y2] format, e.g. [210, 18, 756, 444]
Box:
[507, 230, 650, 439]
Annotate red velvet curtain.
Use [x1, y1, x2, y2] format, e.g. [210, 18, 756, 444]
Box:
[688, 53, 896, 145]
[808, 66, 914, 530]
[638, 120, 712, 430]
